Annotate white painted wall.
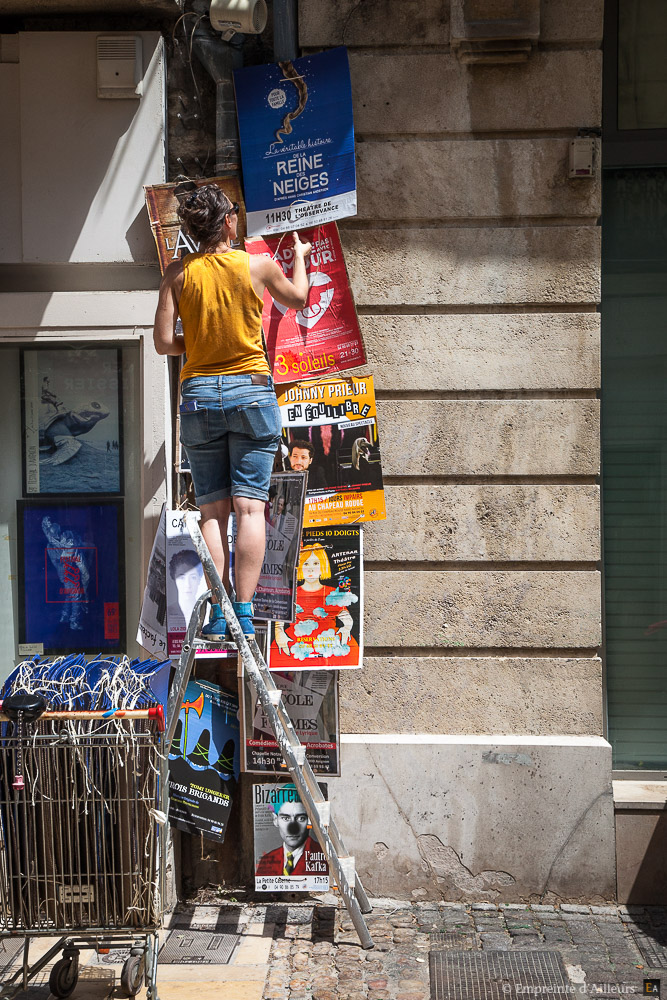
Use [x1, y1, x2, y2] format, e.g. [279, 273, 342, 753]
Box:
[0, 30, 165, 264]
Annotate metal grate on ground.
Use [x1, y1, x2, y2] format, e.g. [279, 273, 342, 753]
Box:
[158, 928, 241, 964]
[430, 950, 569, 1000]
[629, 927, 667, 970]
[430, 931, 477, 951]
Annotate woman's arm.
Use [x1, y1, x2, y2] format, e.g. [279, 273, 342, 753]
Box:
[250, 232, 312, 310]
[153, 260, 186, 356]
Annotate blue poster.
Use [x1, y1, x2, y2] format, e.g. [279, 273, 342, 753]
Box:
[234, 47, 356, 236]
[18, 499, 124, 654]
[168, 680, 240, 843]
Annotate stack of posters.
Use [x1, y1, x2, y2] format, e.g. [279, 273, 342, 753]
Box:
[17, 345, 126, 657]
[144, 176, 246, 273]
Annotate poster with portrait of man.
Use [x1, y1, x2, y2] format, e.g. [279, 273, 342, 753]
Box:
[253, 782, 329, 892]
[277, 375, 386, 528]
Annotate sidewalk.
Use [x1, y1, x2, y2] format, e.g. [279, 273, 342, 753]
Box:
[2, 899, 665, 999]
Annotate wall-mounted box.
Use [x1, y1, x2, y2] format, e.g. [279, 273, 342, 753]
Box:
[451, 0, 540, 64]
[97, 35, 142, 99]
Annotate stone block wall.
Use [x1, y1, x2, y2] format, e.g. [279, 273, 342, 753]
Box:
[299, 0, 604, 741]
[298, 0, 612, 900]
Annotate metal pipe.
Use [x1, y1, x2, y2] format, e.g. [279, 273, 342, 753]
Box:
[273, 0, 298, 62]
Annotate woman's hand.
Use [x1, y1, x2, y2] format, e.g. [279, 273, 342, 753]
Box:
[292, 232, 312, 259]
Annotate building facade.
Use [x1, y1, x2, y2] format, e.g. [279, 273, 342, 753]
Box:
[0, 0, 664, 902]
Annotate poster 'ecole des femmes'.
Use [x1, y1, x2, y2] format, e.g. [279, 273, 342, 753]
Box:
[253, 782, 329, 892]
[245, 223, 365, 383]
[234, 47, 356, 236]
[168, 680, 240, 844]
[243, 669, 339, 775]
[277, 375, 385, 527]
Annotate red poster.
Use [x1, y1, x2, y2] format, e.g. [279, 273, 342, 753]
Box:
[245, 224, 366, 383]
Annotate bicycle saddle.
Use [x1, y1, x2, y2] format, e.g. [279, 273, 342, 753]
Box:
[1, 693, 48, 722]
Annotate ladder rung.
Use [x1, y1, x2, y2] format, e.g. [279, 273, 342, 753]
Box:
[317, 801, 331, 827]
[267, 689, 282, 706]
[338, 856, 356, 889]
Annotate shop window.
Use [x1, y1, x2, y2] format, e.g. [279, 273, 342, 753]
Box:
[0, 342, 142, 681]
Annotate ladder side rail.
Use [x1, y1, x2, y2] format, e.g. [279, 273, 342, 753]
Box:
[276, 737, 374, 949]
[165, 591, 209, 745]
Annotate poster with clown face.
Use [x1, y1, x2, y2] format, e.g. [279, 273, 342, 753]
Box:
[245, 224, 366, 383]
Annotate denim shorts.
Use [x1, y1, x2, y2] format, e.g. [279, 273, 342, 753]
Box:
[180, 374, 282, 505]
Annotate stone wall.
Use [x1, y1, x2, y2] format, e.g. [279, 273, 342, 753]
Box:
[299, 0, 611, 900]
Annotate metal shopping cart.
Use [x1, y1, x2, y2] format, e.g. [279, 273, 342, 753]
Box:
[0, 695, 167, 1000]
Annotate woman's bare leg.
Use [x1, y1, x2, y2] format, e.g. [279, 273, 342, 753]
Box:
[199, 498, 232, 594]
[233, 496, 267, 604]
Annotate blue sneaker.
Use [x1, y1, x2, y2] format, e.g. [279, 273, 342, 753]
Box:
[201, 603, 226, 641]
[226, 601, 255, 639]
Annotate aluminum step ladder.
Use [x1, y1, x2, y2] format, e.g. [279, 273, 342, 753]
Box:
[165, 510, 374, 950]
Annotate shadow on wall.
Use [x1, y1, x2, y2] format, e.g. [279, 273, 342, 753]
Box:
[619, 809, 667, 906]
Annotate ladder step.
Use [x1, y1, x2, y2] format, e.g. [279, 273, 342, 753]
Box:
[338, 856, 356, 889]
[267, 689, 282, 706]
[316, 801, 331, 827]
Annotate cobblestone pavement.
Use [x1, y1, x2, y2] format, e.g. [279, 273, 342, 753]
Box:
[258, 899, 667, 1000]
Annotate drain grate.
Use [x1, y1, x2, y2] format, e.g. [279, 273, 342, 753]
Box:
[629, 927, 667, 969]
[158, 928, 240, 965]
[430, 931, 477, 950]
[430, 950, 569, 1000]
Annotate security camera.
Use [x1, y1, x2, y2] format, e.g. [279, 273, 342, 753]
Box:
[209, 0, 267, 36]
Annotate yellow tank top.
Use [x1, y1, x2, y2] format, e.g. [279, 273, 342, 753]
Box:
[178, 251, 270, 381]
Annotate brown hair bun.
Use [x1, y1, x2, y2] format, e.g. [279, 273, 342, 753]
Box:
[176, 184, 233, 250]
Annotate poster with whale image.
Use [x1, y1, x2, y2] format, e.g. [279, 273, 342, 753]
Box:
[245, 223, 365, 383]
[168, 679, 240, 844]
[21, 347, 122, 496]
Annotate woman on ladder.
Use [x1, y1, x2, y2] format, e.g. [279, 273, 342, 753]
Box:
[153, 185, 310, 639]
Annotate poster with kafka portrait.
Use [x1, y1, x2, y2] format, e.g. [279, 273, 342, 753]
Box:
[254, 782, 329, 892]
[21, 347, 122, 497]
[17, 499, 125, 655]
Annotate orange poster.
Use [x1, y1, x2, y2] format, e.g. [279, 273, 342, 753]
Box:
[276, 375, 386, 528]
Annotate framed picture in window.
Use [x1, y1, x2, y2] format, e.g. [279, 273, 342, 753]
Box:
[17, 498, 125, 654]
[21, 346, 123, 496]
